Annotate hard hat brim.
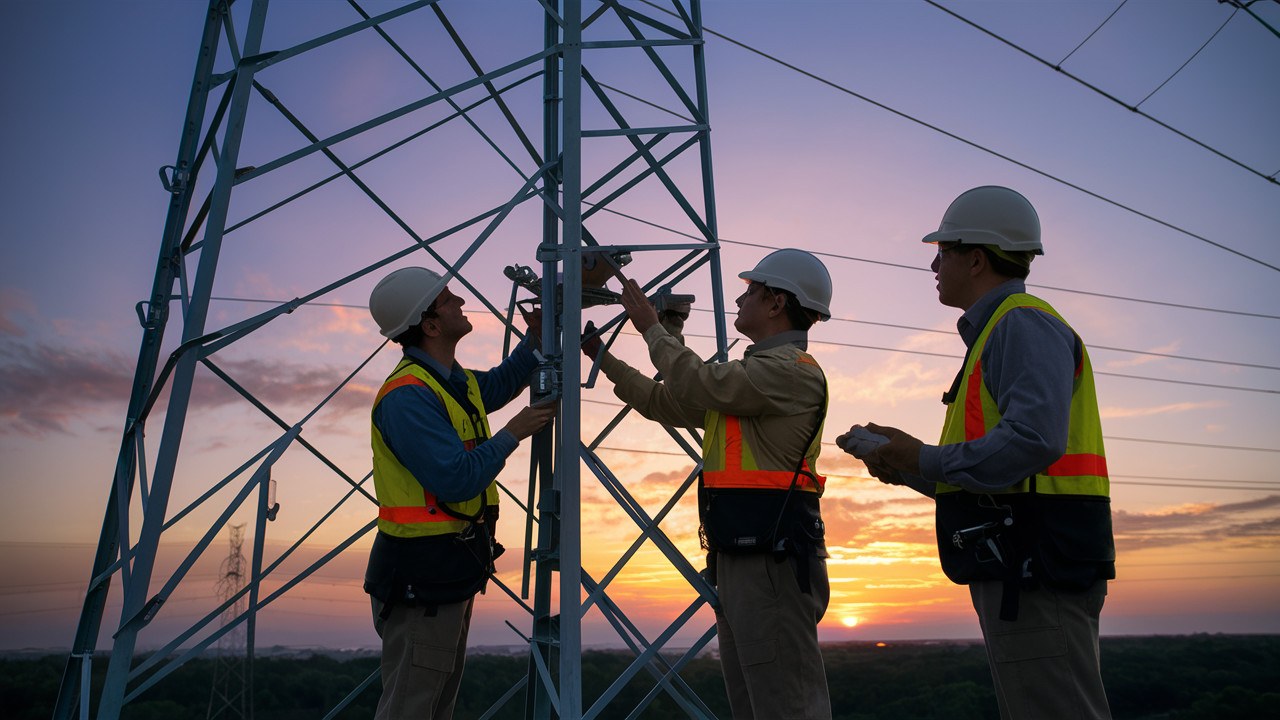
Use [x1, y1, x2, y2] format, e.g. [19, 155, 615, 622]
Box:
[736, 271, 831, 320]
[922, 228, 1044, 254]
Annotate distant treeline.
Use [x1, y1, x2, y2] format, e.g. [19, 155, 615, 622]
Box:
[6, 635, 1277, 720]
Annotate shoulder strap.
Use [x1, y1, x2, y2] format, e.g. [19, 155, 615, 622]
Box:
[402, 354, 490, 443]
[766, 376, 829, 543]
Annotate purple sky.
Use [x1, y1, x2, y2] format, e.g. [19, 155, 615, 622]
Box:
[1, 0, 1277, 653]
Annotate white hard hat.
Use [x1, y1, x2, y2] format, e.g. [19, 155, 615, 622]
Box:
[369, 267, 447, 338]
[738, 248, 832, 320]
[922, 186, 1043, 254]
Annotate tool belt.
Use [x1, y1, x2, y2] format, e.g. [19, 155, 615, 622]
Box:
[699, 487, 826, 594]
[364, 521, 502, 615]
[700, 487, 823, 554]
[937, 490, 1115, 620]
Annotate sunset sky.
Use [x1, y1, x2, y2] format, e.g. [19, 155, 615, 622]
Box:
[1, 0, 1278, 657]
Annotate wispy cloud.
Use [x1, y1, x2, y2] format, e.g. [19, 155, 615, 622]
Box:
[0, 334, 134, 437]
[0, 333, 373, 438]
[828, 357, 948, 406]
[1113, 494, 1280, 551]
[1101, 401, 1222, 419]
[1101, 341, 1183, 369]
[0, 288, 35, 337]
[194, 355, 374, 415]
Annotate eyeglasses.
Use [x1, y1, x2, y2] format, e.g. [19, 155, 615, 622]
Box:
[936, 244, 972, 261]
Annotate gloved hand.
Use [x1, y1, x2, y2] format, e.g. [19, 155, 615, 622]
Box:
[836, 425, 890, 458]
[582, 321, 602, 361]
[520, 307, 543, 349]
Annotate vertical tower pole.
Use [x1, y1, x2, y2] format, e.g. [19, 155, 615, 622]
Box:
[558, 2, 585, 717]
[51, 4, 227, 716]
[57, 4, 726, 718]
[96, 2, 270, 718]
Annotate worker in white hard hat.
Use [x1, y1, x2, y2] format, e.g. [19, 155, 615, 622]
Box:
[587, 248, 834, 720]
[840, 186, 1114, 719]
[363, 266, 555, 720]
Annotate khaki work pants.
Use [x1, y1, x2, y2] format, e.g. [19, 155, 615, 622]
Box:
[372, 595, 474, 720]
[715, 552, 831, 720]
[971, 579, 1111, 720]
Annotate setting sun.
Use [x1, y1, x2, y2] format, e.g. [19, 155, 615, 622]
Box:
[841, 616, 860, 628]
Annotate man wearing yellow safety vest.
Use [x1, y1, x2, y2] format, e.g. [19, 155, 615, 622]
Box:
[842, 186, 1115, 719]
[589, 249, 835, 720]
[363, 266, 555, 720]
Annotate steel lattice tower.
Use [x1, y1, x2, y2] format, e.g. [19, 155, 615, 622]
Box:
[53, 2, 727, 718]
[207, 524, 249, 720]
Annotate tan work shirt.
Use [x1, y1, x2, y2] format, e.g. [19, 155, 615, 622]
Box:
[599, 326, 826, 471]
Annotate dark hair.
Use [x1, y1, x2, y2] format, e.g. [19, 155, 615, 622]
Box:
[767, 287, 818, 332]
[977, 247, 1032, 280]
[945, 243, 1031, 281]
[390, 300, 440, 347]
[391, 323, 423, 347]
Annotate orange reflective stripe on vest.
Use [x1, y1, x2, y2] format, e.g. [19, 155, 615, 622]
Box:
[964, 359, 985, 441]
[379, 504, 455, 524]
[702, 415, 824, 492]
[1046, 452, 1107, 478]
[962, 356, 1107, 481]
[375, 373, 428, 406]
[371, 358, 494, 538]
[938, 293, 1108, 498]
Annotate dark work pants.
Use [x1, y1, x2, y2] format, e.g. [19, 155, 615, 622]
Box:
[715, 552, 831, 720]
[372, 595, 474, 720]
[970, 579, 1111, 720]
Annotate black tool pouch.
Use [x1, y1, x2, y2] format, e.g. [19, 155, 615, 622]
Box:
[364, 528, 494, 611]
[701, 487, 791, 553]
[938, 489, 1115, 621]
[936, 492, 1021, 586]
[1030, 494, 1116, 591]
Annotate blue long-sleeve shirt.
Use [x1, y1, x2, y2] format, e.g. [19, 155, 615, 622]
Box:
[373, 343, 538, 502]
[916, 280, 1081, 494]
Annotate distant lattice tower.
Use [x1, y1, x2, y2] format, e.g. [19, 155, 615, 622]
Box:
[207, 524, 249, 720]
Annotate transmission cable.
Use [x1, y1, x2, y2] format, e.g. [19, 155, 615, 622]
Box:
[1220, 0, 1280, 40]
[636, 0, 1280, 272]
[208, 296, 1280, 374]
[1136, 6, 1237, 107]
[583, 202, 1279, 320]
[921, 0, 1276, 187]
[674, 329, 1280, 395]
[1058, 0, 1129, 66]
[719, 237, 1280, 321]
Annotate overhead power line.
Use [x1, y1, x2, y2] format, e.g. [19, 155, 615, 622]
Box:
[1135, 6, 1237, 107]
[821, 315, 1280, 371]
[210, 296, 1280, 378]
[636, 1, 1280, 273]
[594, 445, 1279, 492]
[1106, 435, 1280, 452]
[585, 391, 1276, 453]
[726, 238, 1280, 321]
[1220, 0, 1280, 41]
[590, 212, 1280, 321]
[921, 0, 1276, 187]
[1058, 0, 1130, 66]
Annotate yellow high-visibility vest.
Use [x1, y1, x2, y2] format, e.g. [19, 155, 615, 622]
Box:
[371, 358, 499, 539]
[933, 293, 1114, 593]
[699, 382, 827, 554]
[937, 293, 1108, 498]
[702, 412, 825, 494]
